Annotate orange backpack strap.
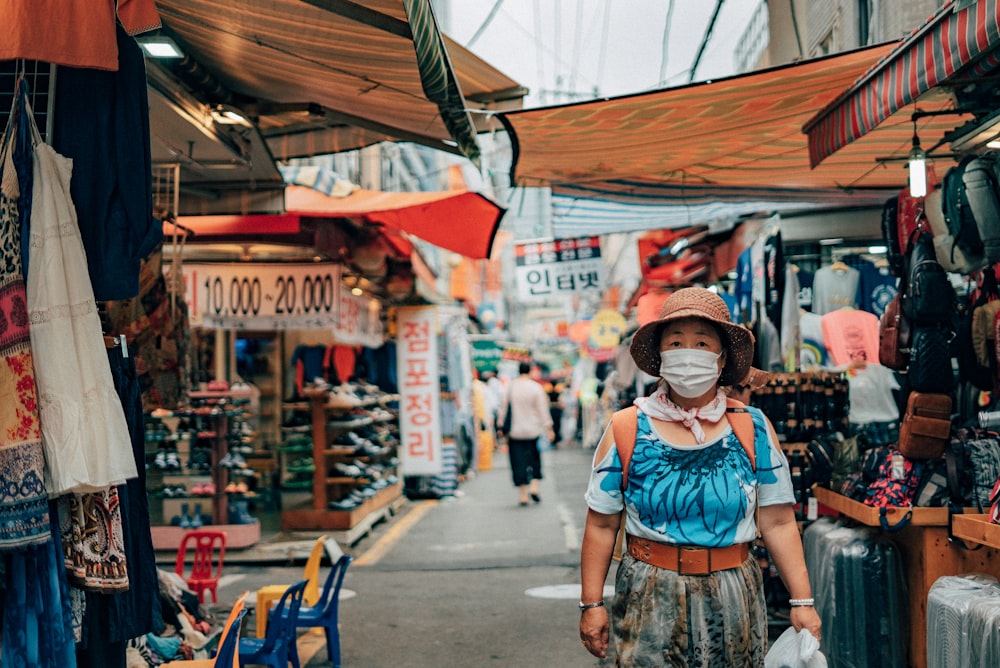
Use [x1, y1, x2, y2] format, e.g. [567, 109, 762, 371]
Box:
[725, 398, 757, 472]
[611, 406, 639, 491]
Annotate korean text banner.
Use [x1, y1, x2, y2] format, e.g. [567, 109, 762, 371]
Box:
[515, 237, 605, 302]
[396, 307, 443, 475]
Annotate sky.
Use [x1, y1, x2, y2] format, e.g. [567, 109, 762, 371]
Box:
[441, 0, 763, 107]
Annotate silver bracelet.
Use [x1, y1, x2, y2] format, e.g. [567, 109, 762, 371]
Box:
[578, 600, 605, 611]
[789, 598, 815, 607]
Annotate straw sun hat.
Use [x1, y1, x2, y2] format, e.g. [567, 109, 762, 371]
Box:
[630, 287, 755, 387]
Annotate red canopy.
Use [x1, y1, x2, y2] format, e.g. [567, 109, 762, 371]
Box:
[178, 186, 505, 259]
[806, 0, 1000, 166]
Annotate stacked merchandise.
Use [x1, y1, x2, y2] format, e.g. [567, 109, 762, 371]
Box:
[927, 575, 1000, 668]
[803, 518, 907, 667]
[751, 371, 849, 443]
[144, 392, 260, 527]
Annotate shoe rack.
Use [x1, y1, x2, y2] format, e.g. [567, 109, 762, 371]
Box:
[280, 385, 402, 532]
[147, 389, 262, 528]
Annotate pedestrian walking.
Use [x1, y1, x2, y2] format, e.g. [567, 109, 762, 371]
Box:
[578, 287, 821, 665]
[501, 361, 554, 506]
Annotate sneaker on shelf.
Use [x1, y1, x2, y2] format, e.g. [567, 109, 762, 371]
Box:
[332, 462, 365, 478]
[327, 497, 359, 511]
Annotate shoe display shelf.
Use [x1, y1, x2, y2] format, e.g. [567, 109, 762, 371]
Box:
[148, 389, 263, 551]
[280, 385, 403, 533]
[813, 486, 1000, 668]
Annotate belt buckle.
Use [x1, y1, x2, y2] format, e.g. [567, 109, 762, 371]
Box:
[678, 546, 709, 575]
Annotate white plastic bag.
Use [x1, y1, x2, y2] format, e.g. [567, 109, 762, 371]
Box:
[764, 627, 828, 668]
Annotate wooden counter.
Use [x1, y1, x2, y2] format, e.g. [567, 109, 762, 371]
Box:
[812, 487, 1000, 668]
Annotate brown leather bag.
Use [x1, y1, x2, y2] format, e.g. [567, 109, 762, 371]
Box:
[898, 392, 952, 459]
[879, 292, 910, 370]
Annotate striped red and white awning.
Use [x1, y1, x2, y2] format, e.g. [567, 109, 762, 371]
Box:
[806, 0, 1000, 167]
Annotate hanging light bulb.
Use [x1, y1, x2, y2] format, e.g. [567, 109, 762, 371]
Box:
[908, 125, 927, 198]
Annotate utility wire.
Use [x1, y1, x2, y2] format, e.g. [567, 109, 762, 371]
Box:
[658, 0, 676, 86]
[688, 0, 726, 83]
[465, 0, 505, 48]
[595, 0, 612, 95]
[568, 0, 584, 94]
[533, 0, 546, 103]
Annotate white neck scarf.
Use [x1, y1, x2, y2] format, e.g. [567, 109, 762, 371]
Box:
[635, 387, 727, 444]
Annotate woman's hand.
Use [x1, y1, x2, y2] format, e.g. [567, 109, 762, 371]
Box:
[790, 605, 822, 643]
[579, 606, 610, 658]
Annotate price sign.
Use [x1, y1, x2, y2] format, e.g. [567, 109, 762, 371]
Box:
[181, 263, 342, 330]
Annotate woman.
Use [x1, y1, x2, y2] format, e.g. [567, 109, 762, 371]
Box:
[579, 288, 821, 666]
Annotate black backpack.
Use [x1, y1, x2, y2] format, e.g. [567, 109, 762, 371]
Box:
[901, 231, 955, 325]
[881, 195, 905, 276]
[943, 155, 985, 262]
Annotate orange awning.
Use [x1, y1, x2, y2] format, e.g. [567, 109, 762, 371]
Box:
[497, 44, 969, 236]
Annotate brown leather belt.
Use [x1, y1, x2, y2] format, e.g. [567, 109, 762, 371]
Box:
[626, 534, 749, 575]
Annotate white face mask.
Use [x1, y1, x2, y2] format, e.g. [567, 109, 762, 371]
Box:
[659, 349, 723, 398]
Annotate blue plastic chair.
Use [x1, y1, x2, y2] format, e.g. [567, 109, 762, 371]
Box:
[215, 608, 248, 668]
[239, 580, 307, 668]
[275, 554, 351, 668]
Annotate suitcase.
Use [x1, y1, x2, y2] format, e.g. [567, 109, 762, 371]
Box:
[927, 574, 1000, 668]
[803, 521, 907, 667]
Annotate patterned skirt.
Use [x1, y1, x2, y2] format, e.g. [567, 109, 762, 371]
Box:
[610, 553, 767, 667]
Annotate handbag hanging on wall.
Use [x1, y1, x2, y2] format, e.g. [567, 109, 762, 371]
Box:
[898, 392, 952, 459]
[879, 291, 910, 370]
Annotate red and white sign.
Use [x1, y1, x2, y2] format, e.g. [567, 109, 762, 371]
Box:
[396, 307, 443, 475]
[333, 291, 384, 347]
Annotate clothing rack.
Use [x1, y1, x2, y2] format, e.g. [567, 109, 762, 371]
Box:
[0, 60, 55, 141]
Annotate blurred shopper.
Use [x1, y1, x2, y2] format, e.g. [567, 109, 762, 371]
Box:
[501, 361, 554, 506]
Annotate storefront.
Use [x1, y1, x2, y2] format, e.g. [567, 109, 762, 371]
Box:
[497, 4, 1000, 662]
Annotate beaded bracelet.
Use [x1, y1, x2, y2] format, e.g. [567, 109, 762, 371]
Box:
[789, 598, 815, 607]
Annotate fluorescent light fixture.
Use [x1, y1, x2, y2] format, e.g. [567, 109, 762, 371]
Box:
[868, 245, 888, 254]
[138, 36, 183, 59]
[909, 143, 927, 198]
[819, 238, 843, 246]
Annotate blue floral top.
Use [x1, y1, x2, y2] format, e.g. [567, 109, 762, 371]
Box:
[585, 407, 795, 547]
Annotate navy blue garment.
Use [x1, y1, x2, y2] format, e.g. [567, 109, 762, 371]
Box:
[52, 23, 161, 301]
[77, 344, 163, 662]
[12, 79, 33, 274]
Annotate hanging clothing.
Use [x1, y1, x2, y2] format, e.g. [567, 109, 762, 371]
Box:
[291, 344, 328, 394]
[27, 114, 137, 494]
[0, 98, 50, 549]
[845, 255, 898, 317]
[2, 503, 78, 668]
[52, 23, 162, 301]
[821, 309, 880, 366]
[76, 345, 163, 659]
[812, 265, 861, 315]
[0, 2, 160, 70]
[57, 491, 129, 592]
[104, 246, 190, 410]
[780, 265, 801, 372]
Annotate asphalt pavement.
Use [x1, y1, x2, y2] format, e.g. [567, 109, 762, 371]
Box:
[211, 443, 612, 667]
